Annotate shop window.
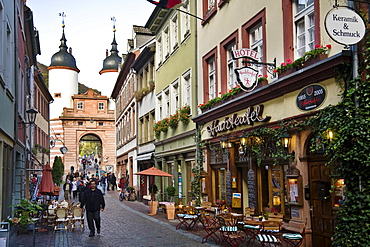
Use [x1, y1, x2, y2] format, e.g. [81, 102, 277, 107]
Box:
[333, 179, 345, 208]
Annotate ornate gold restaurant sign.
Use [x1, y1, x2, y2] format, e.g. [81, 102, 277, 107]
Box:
[206, 105, 271, 137]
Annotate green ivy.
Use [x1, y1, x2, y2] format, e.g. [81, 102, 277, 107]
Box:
[307, 24, 370, 245]
[191, 126, 204, 206]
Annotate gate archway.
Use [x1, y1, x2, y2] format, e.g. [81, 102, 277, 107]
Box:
[79, 134, 102, 174]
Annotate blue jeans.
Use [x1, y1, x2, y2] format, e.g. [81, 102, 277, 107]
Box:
[101, 183, 106, 194]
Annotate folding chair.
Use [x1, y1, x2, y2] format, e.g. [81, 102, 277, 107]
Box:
[283, 218, 307, 247]
[200, 213, 220, 244]
[256, 220, 282, 247]
[217, 215, 243, 247]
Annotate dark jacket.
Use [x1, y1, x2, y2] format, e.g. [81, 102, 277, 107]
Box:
[80, 188, 105, 212]
[63, 182, 72, 192]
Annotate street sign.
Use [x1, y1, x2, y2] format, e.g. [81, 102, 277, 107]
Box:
[325, 7, 366, 45]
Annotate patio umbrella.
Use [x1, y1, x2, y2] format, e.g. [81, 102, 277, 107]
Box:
[134, 167, 173, 177]
[38, 163, 55, 195]
[134, 167, 172, 200]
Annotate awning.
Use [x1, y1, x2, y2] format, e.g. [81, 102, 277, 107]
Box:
[135, 152, 153, 161]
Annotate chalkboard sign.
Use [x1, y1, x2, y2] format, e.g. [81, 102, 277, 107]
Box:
[296, 84, 326, 111]
[291, 206, 300, 218]
[226, 171, 232, 204]
[248, 169, 256, 208]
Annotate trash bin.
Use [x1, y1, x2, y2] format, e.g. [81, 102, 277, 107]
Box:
[0, 222, 10, 247]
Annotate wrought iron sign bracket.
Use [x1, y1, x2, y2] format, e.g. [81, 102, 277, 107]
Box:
[241, 58, 276, 77]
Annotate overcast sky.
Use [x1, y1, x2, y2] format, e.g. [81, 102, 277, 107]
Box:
[27, 0, 155, 91]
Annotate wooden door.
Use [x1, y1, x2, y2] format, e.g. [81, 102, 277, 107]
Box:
[309, 160, 334, 247]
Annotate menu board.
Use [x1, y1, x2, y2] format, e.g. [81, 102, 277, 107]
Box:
[226, 171, 232, 204]
[248, 169, 256, 208]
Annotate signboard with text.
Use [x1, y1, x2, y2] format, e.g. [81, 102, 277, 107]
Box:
[296, 84, 326, 111]
[325, 7, 366, 45]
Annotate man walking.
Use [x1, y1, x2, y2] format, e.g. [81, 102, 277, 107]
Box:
[80, 180, 105, 237]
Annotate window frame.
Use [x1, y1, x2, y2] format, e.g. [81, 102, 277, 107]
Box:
[98, 102, 104, 110]
[77, 101, 84, 110]
[293, 1, 315, 58]
[202, 47, 218, 101]
[220, 30, 239, 93]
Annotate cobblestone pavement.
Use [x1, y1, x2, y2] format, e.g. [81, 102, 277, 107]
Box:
[9, 191, 220, 247]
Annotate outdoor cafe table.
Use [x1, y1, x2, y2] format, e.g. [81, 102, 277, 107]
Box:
[238, 218, 264, 245]
[176, 213, 199, 230]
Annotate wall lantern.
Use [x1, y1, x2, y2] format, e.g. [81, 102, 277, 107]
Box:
[220, 135, 232, 149]
[60, 146, 68, 154]
[327, 130, 334, 142]
[18, 108, 38, 128]
[280, 132, 292, 149]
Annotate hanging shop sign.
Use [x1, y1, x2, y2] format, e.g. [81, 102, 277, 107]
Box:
[232, 48, 276, 92]
[296, 84, 326, 111]
[324, 6, 366, 45]
[206, 105, 271, 137]
[234, 67, 259, 92]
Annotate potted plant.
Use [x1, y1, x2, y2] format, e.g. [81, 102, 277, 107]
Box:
[148, 184, 159, 215]
[5, 199, 43, 234]
[165, 186, 176, 220]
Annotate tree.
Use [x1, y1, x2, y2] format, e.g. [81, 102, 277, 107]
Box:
[52, 156, 64, 184]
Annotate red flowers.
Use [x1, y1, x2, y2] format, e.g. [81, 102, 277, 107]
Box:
[326, 44, 332, 49]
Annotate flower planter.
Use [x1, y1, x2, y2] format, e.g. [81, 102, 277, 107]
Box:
[148, 201, 159, 215]
[303, 54, 328, 68]
[278, 67, 298, 79]
[166, 204, 176, 220]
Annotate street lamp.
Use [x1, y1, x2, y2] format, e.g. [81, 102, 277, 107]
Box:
[60, 146, 68, 154]
[18, 108, 38, 128]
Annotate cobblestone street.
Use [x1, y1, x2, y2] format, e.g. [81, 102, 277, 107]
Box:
[10, 191, 218, 247]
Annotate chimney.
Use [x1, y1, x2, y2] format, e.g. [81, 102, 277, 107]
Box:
[69, 47, 72, 54]
[106, 49, 109, 57]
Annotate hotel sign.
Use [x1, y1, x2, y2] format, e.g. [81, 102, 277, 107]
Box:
[325, 7, 366, 45]
[206, 105, 271, 137]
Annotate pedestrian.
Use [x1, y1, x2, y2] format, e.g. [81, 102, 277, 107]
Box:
[71, 165, 74, 174]
[119, 174, 125, 190]
[63, 180, 72, 201]
[78, 180, 86, 202]
[107, 172, 111, 191]
[72, 178, 78, 199]
[53, 183, 60, 201]
[80, 180, 105, 237]
[110, 173, 117, 191]
[99, 174, 107, 195]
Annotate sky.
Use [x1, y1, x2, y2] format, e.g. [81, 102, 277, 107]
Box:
[27, 0, 155, 91]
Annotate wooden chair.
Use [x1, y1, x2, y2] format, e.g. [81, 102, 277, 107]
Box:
[70, 206, 84, 232]
[53, 207, 69, 233]
[182, 205, 196, 215]
[283, 218, 307, 247]
[256, 220, 283, 247]
[268, 212, 283, 222]
[46, 205, 56, 226]
[199, 213, 220, 244]
[201, 201, 212, 208]
[244, 207, 255, 219]
[58, 200, 69, 208]
[217, 215, 244, 247]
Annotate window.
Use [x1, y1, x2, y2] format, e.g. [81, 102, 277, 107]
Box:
[294, 0, 314, 58]
[78, 122, 83, 125]
[202, 48, 217, 101]
[226, 43, 236, 89]
[163, 26, 169, 58]
[98, 122, 103, 126]
[157, 95, 162, 120]
[208, 58, 216, 99]
[182, 69, 191, 107]
[250, 23, 263, 75]
[164, 88, 170, 118]
[157, 36, 163, 66]
[0, 1, 4, 80]
[77, 102, 83, 109]
[171, 14, 178, 50]
[98, 102, 104, 110]
[202, 0, 217, 21]
[171, 80, 179, 113]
